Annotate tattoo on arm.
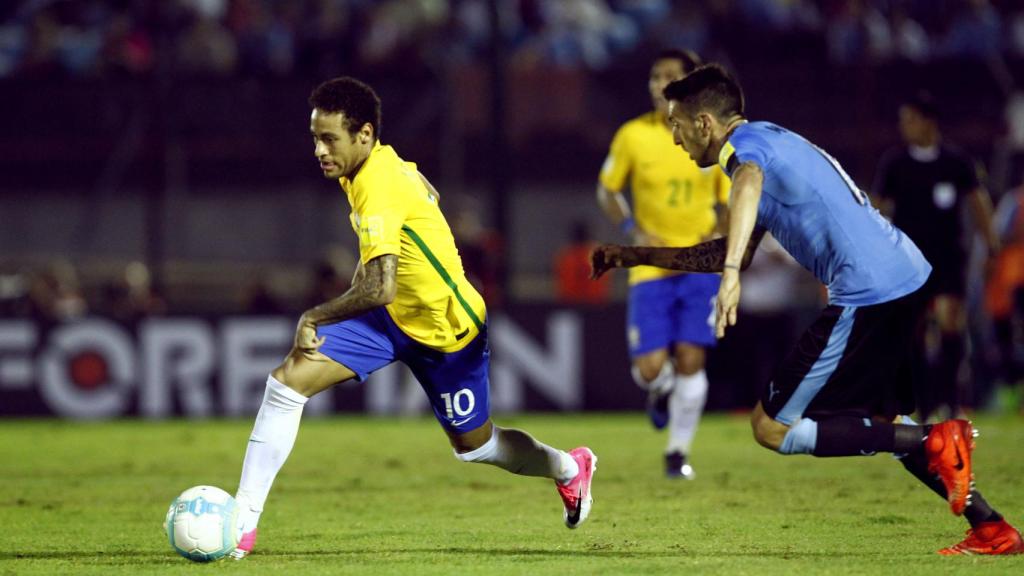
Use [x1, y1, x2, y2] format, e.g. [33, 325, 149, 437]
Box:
[630, 227, 766, 272]
[307, 254, 397, 325]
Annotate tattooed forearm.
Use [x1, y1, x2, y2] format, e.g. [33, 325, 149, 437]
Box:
[666, 238, 727, 271]
[632, 228, 766, 272]
[305, 254, 397, 325]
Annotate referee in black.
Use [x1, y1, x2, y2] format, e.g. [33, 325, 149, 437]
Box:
[873, 91, 1001, 420]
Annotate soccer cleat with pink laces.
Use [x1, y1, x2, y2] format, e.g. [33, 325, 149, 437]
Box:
[556, 447, 597, 529]
[925, 419, 977, 516]
[938, 519, 1024, 555]
[230, 529, 257, 560]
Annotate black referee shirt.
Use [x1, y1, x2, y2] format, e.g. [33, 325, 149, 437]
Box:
[873, 144, 980, 291]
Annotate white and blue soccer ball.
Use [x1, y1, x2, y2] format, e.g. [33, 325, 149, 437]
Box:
[164, 485, 239, 562]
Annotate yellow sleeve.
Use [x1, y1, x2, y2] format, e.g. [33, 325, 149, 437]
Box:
[352, 176, 408, 263]
[715, 167, 731, 204]
[599, 125, 633, 193]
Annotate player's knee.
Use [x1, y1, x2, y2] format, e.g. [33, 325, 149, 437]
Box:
[270, 353, 311, 396]
[633, 354, 667, 383]
[676, 361, 702, 376]
[272, 348, 357, 397]
[631, 361, 673, 394]
[750, 410, 788, 451]
[671, 344, 704, 373]
[750, 419, 778, 451]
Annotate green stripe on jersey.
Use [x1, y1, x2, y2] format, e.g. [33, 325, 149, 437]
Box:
[401, 225, 484, 330]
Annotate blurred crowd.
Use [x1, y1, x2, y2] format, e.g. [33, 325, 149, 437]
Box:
[0, 259, 164, 323]
[3, 0, 1024, 79]
[0, 205, 502, 321]
[2, 0, 1023, 412]
[0, 256, 335, 322]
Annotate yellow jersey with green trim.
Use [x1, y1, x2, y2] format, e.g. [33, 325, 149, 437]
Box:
[339, 143, 486, 352]
[600, 112, 731, 284]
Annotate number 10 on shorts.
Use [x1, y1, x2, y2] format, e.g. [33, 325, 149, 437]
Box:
[440, 389, 476, 419]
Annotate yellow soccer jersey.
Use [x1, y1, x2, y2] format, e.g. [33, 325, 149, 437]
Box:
[600, 112, 730, 284]
[340, 143, 486, 352]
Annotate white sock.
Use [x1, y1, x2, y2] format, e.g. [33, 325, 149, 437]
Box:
[455, 426, 579, 484]
[666, 370, 708, 455]
[235, 375, 308, 532]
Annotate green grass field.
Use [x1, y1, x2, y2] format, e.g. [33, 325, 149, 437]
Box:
[1, 413, 1022, 575]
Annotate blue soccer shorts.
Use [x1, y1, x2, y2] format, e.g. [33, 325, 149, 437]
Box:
[315, 307, 491, 434]
[627, 273, 720, 357]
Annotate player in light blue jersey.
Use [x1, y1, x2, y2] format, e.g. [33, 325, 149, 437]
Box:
[716, 122, 930, 307]
[591, 65, 1022, 555]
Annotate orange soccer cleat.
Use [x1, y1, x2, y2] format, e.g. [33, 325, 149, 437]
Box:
[938, 519, 1024, 555]
[925, 419, 977, 516]
[556, 447, 597, 529]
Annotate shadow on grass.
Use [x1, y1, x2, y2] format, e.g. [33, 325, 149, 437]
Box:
[2, 547, 939, 563]
[2, 551, 188, 564]
[257, 547, 883, 560]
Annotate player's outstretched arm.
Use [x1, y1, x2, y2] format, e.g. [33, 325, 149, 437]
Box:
[590, 228, 765, 279]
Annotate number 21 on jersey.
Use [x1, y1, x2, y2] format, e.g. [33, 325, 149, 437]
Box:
[668, 179, 691, 207]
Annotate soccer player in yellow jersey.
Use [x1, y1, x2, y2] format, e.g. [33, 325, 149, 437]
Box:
[596, 49, 729, 479]
[230, 77, 596, 559]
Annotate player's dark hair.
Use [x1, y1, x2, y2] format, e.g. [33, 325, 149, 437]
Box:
[902, 90, 939, 122]
[663, 64, 744, 121]
[654, 48, 702, 75]
[309, 77, 382, 140]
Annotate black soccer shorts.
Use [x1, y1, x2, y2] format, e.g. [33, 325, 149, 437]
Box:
[761, 289, 926, 425]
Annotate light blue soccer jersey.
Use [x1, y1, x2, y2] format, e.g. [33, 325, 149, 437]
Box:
[719, 122, 931, 306]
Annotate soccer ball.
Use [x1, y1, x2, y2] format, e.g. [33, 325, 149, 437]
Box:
[164, 485, 240, 562]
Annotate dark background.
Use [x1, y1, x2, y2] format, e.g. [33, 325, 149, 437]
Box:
[1, 0, 1021, 415]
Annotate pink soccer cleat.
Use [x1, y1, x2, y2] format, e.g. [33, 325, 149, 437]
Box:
[556, 447, 597, 529]
[230, 529, 258, 560]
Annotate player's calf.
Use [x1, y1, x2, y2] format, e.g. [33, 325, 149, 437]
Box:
[453, 425, 596, 527]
